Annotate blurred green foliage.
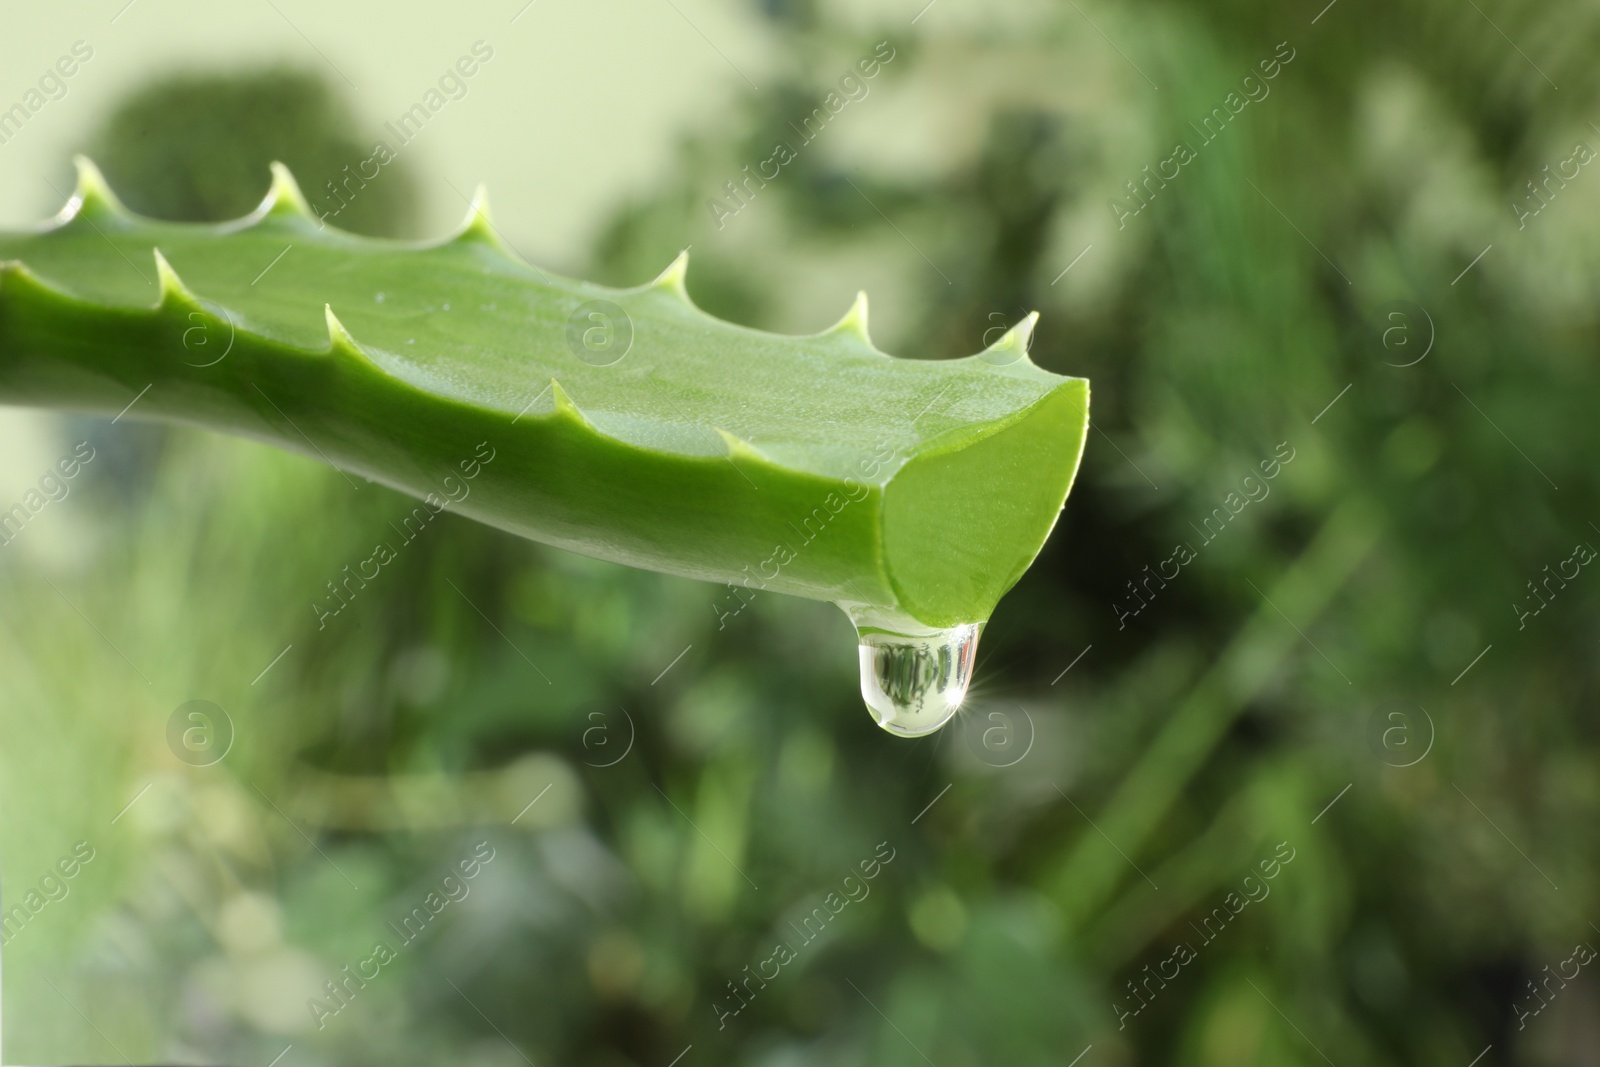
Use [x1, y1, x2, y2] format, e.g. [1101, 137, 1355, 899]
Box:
[3, 3, 1600, 1065]
[82, 68, 419, 236]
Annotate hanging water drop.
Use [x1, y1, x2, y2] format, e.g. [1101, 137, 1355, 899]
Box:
[856, 623, 981, 737]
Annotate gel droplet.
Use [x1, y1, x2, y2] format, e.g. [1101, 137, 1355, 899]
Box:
[857, 623, 981, 738]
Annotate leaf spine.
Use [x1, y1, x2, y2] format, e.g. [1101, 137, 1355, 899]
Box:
[715, 427, 767, 462]
[825, 290, 872, 346]
[153, 249, 199, 309]
[69, 156, 127, 220]
[650, 249, 692, 301]
[548, 379, 592, 427]
[979, 311, 1039, 366]
[262, 161, 317, 221]
[453, 183, 498, 243]
[324, 304, 360, 351]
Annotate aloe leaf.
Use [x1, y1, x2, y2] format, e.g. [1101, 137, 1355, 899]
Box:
[0, 160, 1088, 734]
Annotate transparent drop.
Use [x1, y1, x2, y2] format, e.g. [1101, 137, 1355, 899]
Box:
[856, 623, 981, 738]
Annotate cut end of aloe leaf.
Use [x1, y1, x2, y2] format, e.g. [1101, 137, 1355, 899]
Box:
[0, 161, 1090, 737]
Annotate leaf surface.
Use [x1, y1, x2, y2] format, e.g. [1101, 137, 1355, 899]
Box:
[0, 161, 1089, 632]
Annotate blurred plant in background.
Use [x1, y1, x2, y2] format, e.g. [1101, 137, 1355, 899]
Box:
[3, 1, 1600, 1064]
[81, 68, 420, 235]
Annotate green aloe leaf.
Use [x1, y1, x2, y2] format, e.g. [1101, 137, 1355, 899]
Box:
[0, 160, 1088, 734]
